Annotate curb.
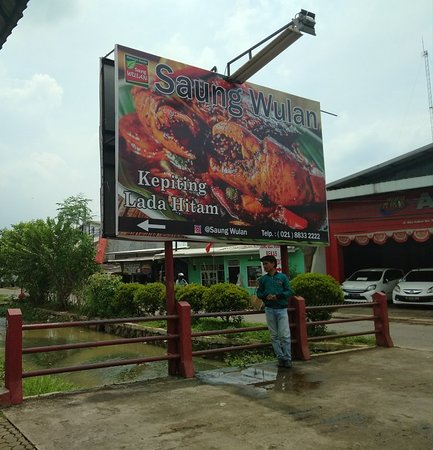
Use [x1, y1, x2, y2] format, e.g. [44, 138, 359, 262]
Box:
[333, 313, 433, 326]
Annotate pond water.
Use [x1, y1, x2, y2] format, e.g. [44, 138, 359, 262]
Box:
[0, 318, 223, 389]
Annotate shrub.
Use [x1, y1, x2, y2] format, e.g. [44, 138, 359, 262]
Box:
[291, 273, 344, 336]
[176, 283, 208, 313]
[113, 283, 142, 316]
[203, 283, 250, 323]
[134, 282, 166, 315]
[81, 273, 123, 317]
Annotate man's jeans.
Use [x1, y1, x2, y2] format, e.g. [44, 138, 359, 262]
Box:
[265, 307, 291, 362]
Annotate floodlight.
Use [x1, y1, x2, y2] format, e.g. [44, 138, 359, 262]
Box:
[227, 9, 316, 84]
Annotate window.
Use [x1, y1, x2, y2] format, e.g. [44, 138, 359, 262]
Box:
[386, 269, 404, 280]
[247, 265, 262, 288]
[201, 263, 224, 286]
[227, 259, 240, 284]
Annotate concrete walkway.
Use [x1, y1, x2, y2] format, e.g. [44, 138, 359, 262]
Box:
[1, 347, 432, 449]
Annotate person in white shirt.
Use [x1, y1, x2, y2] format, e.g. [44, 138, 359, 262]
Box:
[175, 273, 188, 286]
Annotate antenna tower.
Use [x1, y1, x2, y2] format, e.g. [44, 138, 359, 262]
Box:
[422, 40, 433, 141]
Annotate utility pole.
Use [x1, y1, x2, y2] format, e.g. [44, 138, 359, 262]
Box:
[422, 40, 433, 142]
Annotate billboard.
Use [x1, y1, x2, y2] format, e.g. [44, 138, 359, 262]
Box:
[104, 44, 328, 245]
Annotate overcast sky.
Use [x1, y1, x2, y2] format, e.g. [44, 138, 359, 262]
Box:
[1, 0, 432, 229]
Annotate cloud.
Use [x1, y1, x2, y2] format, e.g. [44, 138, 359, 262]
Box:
[0, 151, 66, 187]
[0, 73, 63, 114]
[324, 109, 431, 182]
[21, 0, 85, 28]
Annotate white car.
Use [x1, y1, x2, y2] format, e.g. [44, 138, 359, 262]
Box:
[341, 268, 404, 303]
[392, 268, 433, 306]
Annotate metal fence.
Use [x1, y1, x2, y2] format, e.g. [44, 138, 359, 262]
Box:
[2, 292, 392, 405]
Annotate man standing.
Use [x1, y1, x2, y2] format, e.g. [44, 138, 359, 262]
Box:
[257, 255, 293, 368]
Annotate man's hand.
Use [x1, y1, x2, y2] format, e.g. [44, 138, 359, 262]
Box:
[266, 294, 277, 301]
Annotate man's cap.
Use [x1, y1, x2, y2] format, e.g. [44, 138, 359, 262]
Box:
[260, 255, 277, 265]
[178, 272, 184, 276]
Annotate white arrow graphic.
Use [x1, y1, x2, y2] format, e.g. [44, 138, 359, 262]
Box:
[137, 220, 167, 232]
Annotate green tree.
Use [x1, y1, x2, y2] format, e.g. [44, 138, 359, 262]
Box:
[0, 195, 98, 307]
[56, 193, 93, 228]
[0, 220, 52, 304]
[49, 217, 98, 308]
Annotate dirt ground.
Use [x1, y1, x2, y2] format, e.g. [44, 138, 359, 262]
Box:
[2, 347, 432, 449]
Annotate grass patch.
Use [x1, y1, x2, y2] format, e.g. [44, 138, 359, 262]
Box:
[22, 376, 76, 396]
[1, 355, 75, 397]
[332, 335, 375, 346]
[139, 320, 167, 328]
[223, 349, 275, 368]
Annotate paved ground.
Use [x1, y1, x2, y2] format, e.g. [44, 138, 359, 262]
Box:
[0, 413, 36, 449]
[1, 346, 432, 449]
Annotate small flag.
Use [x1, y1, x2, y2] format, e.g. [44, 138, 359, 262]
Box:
[205, 242, 213, 253]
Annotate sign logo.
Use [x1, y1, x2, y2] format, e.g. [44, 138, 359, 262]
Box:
[194, 225, 202, 234]
[125, 54, 149, 87]
[379, 196, 405, 216]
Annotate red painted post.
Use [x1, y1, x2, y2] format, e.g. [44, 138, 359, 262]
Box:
[280, 245, 289, 276]
[176, 301, 195, 378]
[288, 296, 311, 360]
[165, 241, 179, 375]
[5, 309, 23, 405]
[372, 292, 394, 347]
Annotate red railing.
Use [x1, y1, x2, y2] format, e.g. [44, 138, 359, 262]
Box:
[305, 291, 393, 349]
[189, 309, 288, 358]
[2, 292, 392, 405]
[2, 303, 189, 406]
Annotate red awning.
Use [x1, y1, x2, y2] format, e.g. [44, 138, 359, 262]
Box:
[335, 228, 433, 246]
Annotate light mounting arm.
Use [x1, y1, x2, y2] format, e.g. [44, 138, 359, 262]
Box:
[226, 9, 316, 84]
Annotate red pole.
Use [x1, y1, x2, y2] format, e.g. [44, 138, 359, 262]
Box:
[5, 309, 23, 405]
[288, 296, 311, 360]
[165, 241, 179, 375]
[280, 245, 289, 276]
[177, 301, 195, 378]
[372, 292, 394, 347]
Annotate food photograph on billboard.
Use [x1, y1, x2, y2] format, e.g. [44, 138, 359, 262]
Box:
[114, 44, 328, 245]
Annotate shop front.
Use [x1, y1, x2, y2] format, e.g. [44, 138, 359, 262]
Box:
[327, 188, 433, 281]
[325, 141, 433, 282]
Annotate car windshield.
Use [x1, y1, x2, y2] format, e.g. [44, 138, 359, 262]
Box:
[348, 271, 382, 282]
[404, 270, 433, 282]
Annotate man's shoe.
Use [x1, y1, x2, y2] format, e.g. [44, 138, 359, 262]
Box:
[278, 359, 292, 368]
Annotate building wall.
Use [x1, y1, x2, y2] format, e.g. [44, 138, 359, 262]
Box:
[185, 250, 304, 294]
[326, 188, 433, 282]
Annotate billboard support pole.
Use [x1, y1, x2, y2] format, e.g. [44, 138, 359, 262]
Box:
[165, 241, 179, 375]
[280, 245, 289, 277]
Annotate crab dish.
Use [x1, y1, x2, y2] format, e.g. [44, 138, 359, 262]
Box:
[118, 68, 326, 231]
